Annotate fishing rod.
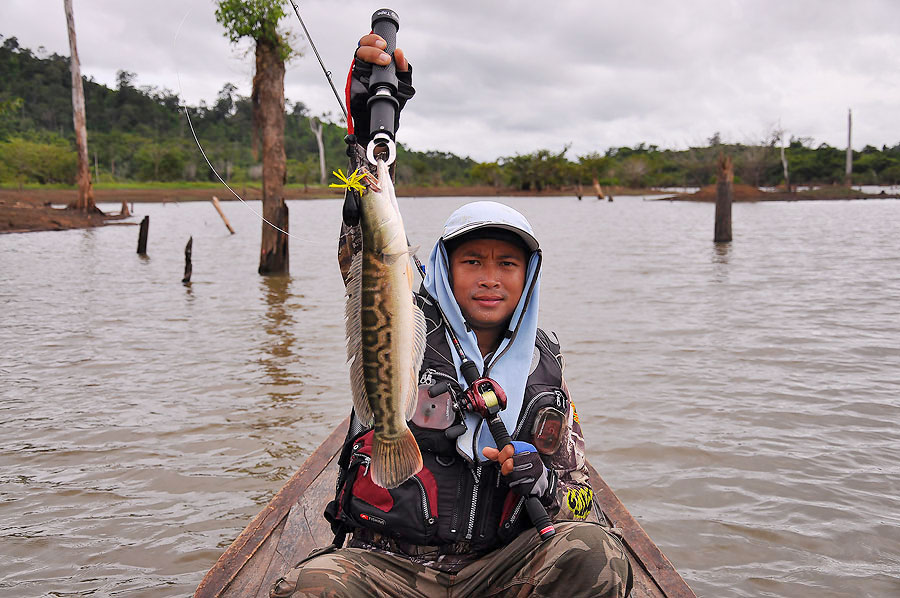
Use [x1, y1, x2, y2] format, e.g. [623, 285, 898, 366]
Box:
[288, 1, 347, 122]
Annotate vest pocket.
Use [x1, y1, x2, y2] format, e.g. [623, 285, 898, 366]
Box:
[341, 431, 438, 544]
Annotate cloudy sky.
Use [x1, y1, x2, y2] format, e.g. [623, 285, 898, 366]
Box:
[3, 0, 898, 161]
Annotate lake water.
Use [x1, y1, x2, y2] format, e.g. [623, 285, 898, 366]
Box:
[2, 195, 899, 597]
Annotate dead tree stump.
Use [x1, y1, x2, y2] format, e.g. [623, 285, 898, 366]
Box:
[182, 236, 193, 283]
[211, 196, 235, 234]
[592, 177, 604, 200]
[715, 155, 733, 243]
[137, 215, 149, 254]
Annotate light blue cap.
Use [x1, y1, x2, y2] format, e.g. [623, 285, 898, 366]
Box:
[440, 201, 539, 252]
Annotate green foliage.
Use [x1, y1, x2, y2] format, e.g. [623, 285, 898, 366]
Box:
[214, 0, 293, 59]
[0, 96, 23, 139]
[471, 161, 502, 186]
[2, 36, 899, 190]
[286, 156, 318, 187]
[394, 147, 476, 186]
[500, 148, 571, 191]
[0, 135, 76, 184]
[134, 141, 189, 181]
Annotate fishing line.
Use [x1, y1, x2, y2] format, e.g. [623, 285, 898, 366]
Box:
[172, 6, 339, 246]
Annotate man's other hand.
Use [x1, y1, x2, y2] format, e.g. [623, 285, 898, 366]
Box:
[483, 444, 552, 498]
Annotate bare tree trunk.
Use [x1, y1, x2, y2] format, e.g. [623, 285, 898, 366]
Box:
[780, 139, 790, 193]
[211, 196, 236, 234]
[254, 39, 288, 275]
[309, 117, 327, 185]
[715, 154, 733, 243]
[592, 177, 603, 199]
[64, 0, 97, 213]
[845, 108, 853, 187]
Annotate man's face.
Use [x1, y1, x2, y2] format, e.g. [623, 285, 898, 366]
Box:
[449, 237, 528, 336]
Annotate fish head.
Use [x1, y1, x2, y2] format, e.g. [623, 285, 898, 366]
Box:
[360, 160, 408, 257]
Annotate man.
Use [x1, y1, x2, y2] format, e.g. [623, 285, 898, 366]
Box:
[271, 33, 632, 598]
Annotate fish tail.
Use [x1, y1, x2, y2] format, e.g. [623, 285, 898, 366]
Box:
[371, 428, 423, 489]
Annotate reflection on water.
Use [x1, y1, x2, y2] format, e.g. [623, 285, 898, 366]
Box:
[2, 197, 900, 597]
[711, 242, 731, 284]
[258, 275, 302, 402]
[712, 241, 731, 264]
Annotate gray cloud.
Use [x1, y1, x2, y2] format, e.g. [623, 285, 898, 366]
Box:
[4, 0, 898, 161]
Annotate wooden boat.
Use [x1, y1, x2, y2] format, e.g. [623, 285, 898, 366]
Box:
[195, 417, 696, 598]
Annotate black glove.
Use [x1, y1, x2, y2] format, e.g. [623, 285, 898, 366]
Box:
[347, 58, 415, 147]
[505, 443, 557, 499]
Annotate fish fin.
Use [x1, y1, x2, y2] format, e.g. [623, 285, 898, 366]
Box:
[371, 428, 423, 489]
[406, 303, 428, 422]
[344, 251, 373, 426]
[381, 250, 408, 266]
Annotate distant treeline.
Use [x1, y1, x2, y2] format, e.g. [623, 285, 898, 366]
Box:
[2, 35, 900, 189]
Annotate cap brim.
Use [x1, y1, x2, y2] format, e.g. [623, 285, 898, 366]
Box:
[442, 222, 539, 252]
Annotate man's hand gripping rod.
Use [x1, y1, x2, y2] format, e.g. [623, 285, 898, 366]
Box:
[366, 8, 400, 166]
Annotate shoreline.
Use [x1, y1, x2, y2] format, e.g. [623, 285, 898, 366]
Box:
[662, 183, 900, 203]
[3, 184, 898, 234]
[0, 185, 654, 234]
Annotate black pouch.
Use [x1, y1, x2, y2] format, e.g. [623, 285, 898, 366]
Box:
[338, 430, 439, 545]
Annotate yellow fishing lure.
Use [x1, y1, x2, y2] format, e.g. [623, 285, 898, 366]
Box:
[329, 168, 368, 194]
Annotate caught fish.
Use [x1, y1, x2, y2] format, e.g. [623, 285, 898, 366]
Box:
[345, 159, 426, 489]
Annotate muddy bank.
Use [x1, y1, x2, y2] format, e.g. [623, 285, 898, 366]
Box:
[0, 191, 132, 234]
[1, 184, 658, 233]
[666, 183, 900, 202]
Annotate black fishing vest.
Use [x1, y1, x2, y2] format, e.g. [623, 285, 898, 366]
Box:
[326, 293, 569, 554]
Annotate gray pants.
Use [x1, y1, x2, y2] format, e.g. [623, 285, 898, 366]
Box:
[273, 521, 633, 598]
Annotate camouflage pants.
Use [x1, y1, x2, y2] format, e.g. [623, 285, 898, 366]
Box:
[272, 521, 632, 598]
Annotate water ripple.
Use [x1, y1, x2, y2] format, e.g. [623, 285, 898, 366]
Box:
[2, 197, 900, 596]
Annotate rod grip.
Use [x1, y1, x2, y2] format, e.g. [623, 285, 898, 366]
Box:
[526, 497, 557, 541]
[369, 9, 399, 94]
[487, 416, 512, 449]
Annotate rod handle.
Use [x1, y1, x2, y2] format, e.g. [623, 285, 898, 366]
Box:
[371, 8, 399, 89]
[487, 419, 556, 542]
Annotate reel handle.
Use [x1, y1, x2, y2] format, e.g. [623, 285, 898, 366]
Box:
[366, 8, 400, 165]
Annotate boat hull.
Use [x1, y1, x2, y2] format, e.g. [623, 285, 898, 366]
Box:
[194, 418, 695, 598]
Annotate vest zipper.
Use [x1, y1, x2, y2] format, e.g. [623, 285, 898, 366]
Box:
[421, 368, 459, 386]
[450, 472, 464, 534]
[412, 476, 434, 524]
[357, 454, 371, 477]
[512, 391, 555, 439]
[465, 465, 482, 540]
[504, 496, 526, 529]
